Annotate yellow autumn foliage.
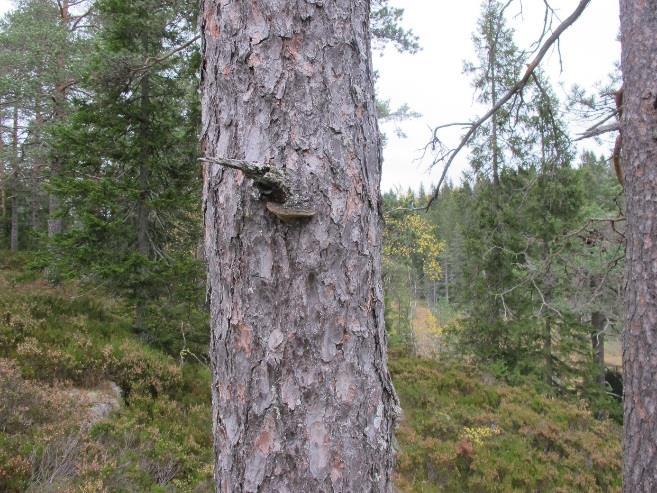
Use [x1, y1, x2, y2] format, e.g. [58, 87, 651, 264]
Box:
[461, 425, 502, 446]
[384, 213, 445, 281]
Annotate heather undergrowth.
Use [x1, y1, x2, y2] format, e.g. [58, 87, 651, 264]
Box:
[0, 253, 621, 492]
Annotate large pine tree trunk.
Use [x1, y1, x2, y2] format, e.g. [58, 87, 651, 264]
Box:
[201, 1, 398, 491]
[620, 1, 657, 490]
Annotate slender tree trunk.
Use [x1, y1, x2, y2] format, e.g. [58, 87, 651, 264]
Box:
[201, 1, 398, 490]
[31, 100, 43, 232]
[485, 0, 501, 188]
[10, 106, 19, 252]
[135, 43, 151, 334]
[444, 261, 449, 304]
[47, 161, 63, 236]
[0, 130, 5, 225]
[591, 311, 606, 387]
[432, 280, 436, 306]
[620, 1, 657, 490]
[10, 191, 18, 251]
[48, 0, 69, 238]
[31, 167, 39, 231]
[489, 29, 499, 187]
[544, 317, 552, 385]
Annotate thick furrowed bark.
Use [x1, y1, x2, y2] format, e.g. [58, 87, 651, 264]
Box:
[201, 1, 398, 491]
[620, 1, 657, 491]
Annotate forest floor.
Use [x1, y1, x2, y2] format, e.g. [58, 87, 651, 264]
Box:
[0, 253, 622, 492]
[0, 253, 214, 492]
[411, 302, 443, 357]
[606, 337, 622, 369]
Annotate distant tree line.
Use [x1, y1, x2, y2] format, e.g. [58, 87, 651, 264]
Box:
[383, 0, 623, 419]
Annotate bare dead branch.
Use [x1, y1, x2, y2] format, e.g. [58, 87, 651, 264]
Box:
[131, 35, 200, 75]
[575, 122, 620, 141]
[199, 156, 291, 203]
[70, 8, 93, 31]
[426, 0, 592, 209]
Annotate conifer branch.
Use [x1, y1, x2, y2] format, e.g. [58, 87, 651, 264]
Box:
[426, 0, 592, 209]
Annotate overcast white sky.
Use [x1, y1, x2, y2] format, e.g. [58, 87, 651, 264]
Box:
[375, 0, 621, 191]
[0, 0, 620, 192]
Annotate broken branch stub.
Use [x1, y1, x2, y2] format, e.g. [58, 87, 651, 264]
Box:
[200, 156, 290, 202]
[200, 157, 316, 220]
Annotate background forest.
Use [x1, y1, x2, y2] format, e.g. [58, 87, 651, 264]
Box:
[0, 0, 624, 491]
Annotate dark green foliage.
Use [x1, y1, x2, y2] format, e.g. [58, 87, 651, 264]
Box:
[47, 0, 205, 349]
[436, 0, 625, 409]
[458, 167, 582, 348]
[371, 0, 420, 54]
[0, 0, 87, 249]
[448, 149, 624, 404]
[464, 0, 536, 184]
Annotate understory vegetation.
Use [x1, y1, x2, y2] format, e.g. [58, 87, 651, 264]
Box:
[0, 254, 214, 492]
[0, 254, 622, 492]
[392, 357, 621, 492]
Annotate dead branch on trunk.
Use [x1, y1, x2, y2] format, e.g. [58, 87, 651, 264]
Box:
[426, 0, 592, 209]
[199, 157, 316, 220]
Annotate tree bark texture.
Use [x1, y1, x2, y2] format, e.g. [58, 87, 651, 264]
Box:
[620, 1, 657, 491]
[201, 1, 398, 492]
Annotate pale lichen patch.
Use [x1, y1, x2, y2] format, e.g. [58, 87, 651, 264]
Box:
[335, 369, 356, 403]
[281, 376, 301, 411]
[235, 323, 254, 356]
[307, 414, 329, 480]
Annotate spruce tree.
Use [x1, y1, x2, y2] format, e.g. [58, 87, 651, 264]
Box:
[457, 2, 601, 390]
[50, 0, 203, 347]
[464, 0, 529, 185]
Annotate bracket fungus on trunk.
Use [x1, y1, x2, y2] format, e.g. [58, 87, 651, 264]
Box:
[265, 201, 316, 221]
